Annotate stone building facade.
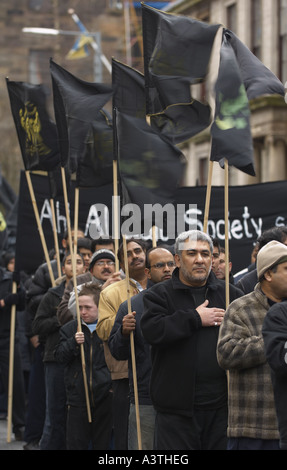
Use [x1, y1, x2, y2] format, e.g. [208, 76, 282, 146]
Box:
[1, 0, 286, 192]
[0, 0, 127, 191]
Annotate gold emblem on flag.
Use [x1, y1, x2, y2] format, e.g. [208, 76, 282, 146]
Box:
[19, 101, 51, 157]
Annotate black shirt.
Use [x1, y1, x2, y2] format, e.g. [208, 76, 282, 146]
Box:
[191, 285, 227, 408]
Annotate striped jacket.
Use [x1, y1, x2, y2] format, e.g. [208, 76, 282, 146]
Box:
[217, 283, 280, 440]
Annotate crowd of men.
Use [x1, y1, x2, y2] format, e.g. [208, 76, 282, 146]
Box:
[1, 225, 287, 450]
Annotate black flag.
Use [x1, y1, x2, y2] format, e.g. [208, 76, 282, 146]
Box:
[50, 59, 113, 173]
[225, 29, 285, 99]
[47, 165, 71, 199]
[112, 58, 211, 145]
[76, 109, 114, 188]
[115, 109, 185, 233]
[112, 58, 146, 119]
[6, 79, 60, 171]
[0, 171, 17, 214]
[210, 34, 255, 176]
[142, 3, 221, 114]
[150, 101, 211, 145]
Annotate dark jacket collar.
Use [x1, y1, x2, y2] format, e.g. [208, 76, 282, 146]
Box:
[147, 279, 155, 289]
[47, 280, 66, 296]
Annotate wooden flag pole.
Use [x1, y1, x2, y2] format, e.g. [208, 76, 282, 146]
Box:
[152, 225, 157, 247]
[203, 25, 221, 234]
[50, 198, 61, 278]
[61, 167, 92, 422]
[25, 171, 56, 287]
[6, 281, 17, 443]
[73, 187, 80, 257]
[113, 160, 119, 271]
[203, 161, 214, 233]
[224, 159, 230, 308]
[123, 235, 142, 450]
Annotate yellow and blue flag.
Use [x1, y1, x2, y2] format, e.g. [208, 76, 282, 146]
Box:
[66, 34, 93, 60]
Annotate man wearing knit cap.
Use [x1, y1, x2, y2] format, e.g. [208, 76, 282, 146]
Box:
[217, 240, 287, 450]
[89, 249, 116, 282]
[57, 249, 121, 326]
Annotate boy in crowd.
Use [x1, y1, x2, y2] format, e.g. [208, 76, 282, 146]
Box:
[55, 283, 112, 450]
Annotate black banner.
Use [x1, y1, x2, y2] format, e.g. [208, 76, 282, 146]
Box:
[175, 182, 287, 274]
[16, 171, 113, 273]
[16, 171, 287, 275]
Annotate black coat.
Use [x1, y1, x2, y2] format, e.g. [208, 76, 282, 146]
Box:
[235, 267, 257, 294]
[262, 301, 287, 450]
[32, 281, 66, 362]
[108, 283, 154, 405]
[55, 319, 112, 408]
[25, 259, 59, 339]
[140, 268, 243, 417]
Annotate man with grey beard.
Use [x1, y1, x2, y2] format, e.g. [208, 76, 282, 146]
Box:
[140, 230, 243, 450]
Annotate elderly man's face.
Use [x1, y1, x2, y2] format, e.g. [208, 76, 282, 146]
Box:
[175, 238, 212, 287]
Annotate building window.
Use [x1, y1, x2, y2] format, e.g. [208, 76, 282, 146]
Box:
[199, 157, 208, 185]
[28, 0, 53, 13]
[108, 0, 122, 9]
[251, 0, 262, 59]
[279, 0, 287, 83]
[226, 3, 237, 34]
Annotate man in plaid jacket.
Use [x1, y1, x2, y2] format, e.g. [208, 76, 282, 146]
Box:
[217, 240, 287, 450]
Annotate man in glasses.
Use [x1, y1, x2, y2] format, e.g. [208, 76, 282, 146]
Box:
[108, 246, 175, 449]
[147, 252, 175, 283]
[96, 238, 148, 450]
[57, 249, 121, 325]
[88, 249, 117, 284]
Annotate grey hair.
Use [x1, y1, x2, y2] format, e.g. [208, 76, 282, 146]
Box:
[174, 230, 214, 256]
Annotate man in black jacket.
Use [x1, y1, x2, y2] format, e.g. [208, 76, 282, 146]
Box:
[262, 300, 287, 450]
[140, 230, 243, 450]
[108, 246, 175, 450]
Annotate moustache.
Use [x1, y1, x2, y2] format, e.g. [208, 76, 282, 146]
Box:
[130, 258, 143, 266]
[101, 268, 112, 274]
